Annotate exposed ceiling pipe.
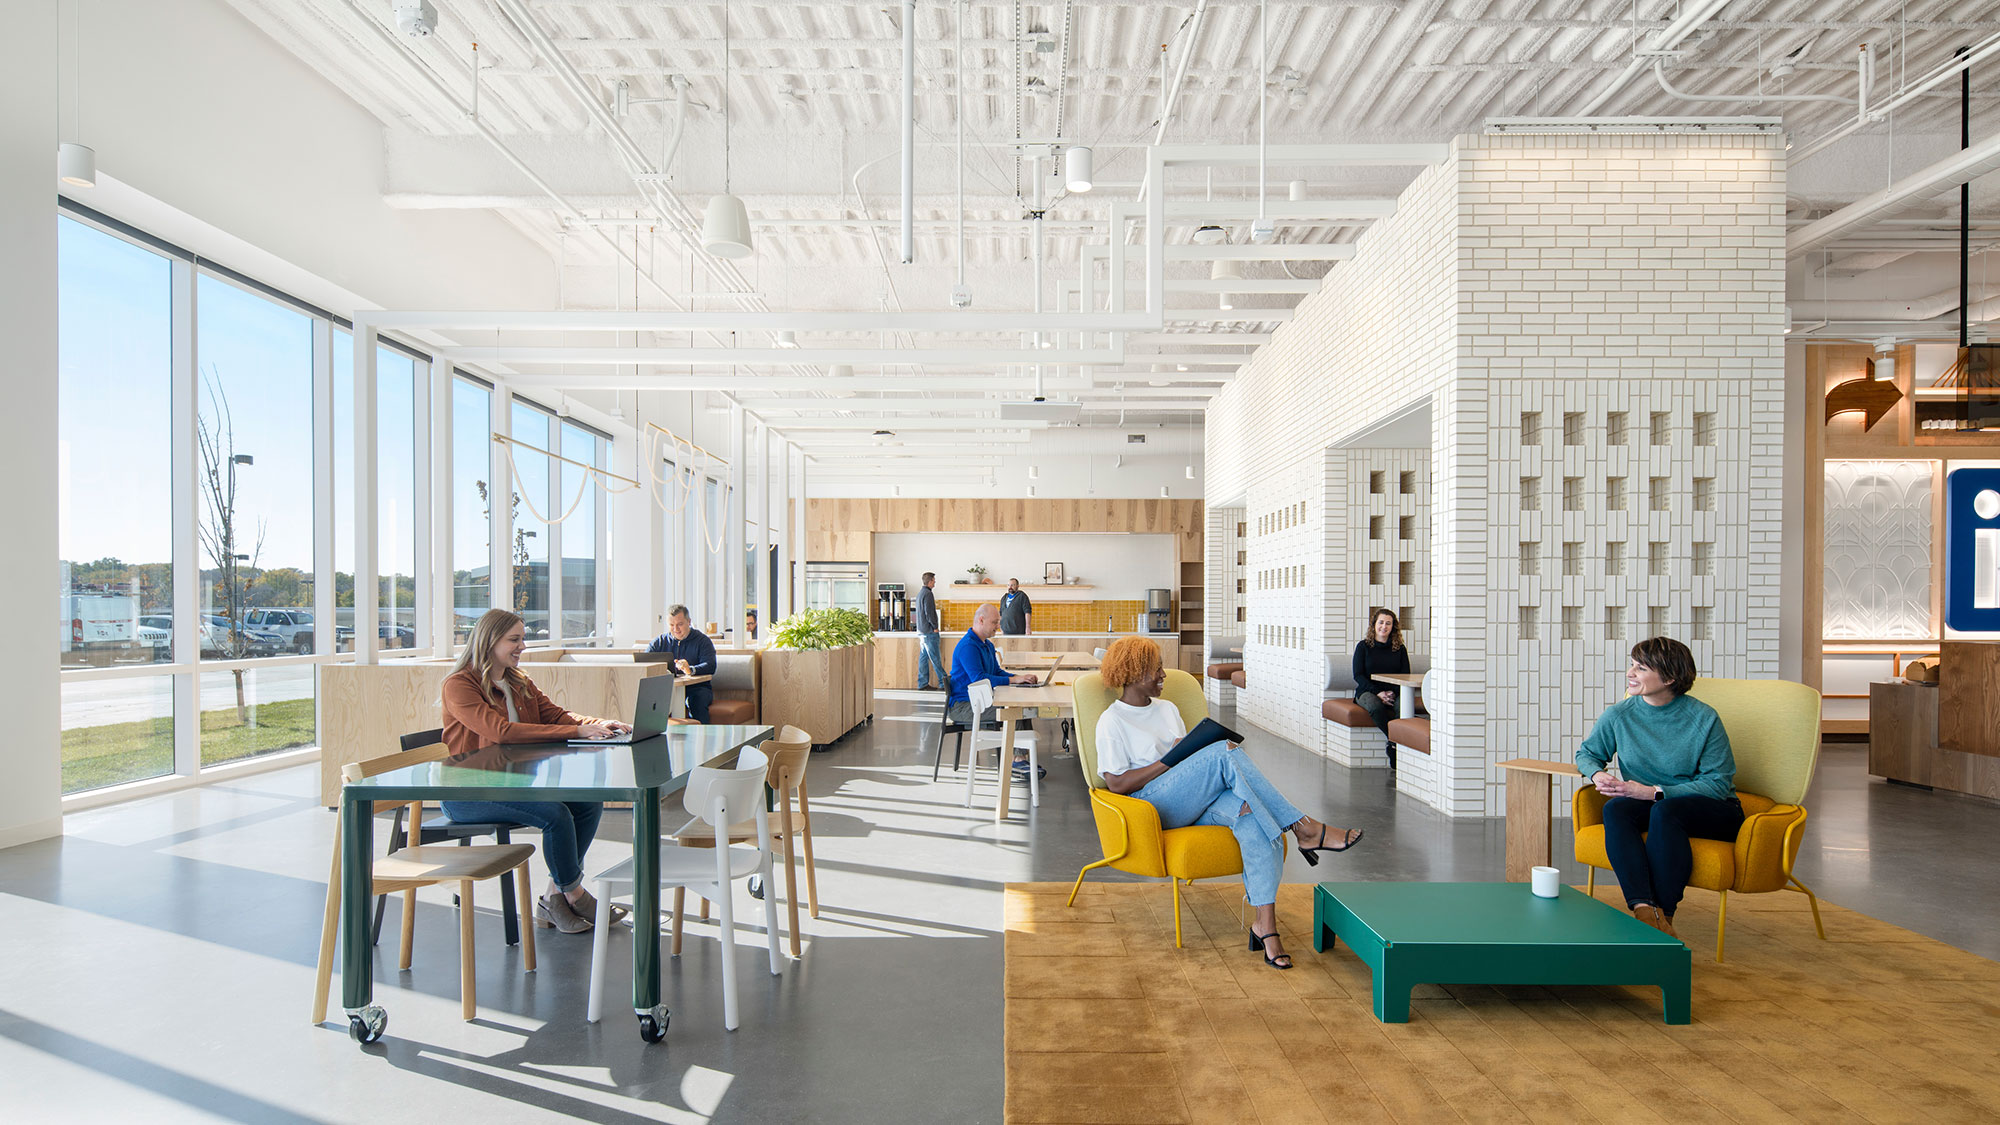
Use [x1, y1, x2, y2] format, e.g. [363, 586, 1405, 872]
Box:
[1573, 0, 1731, 116]
[900, 0, 915, 264]
[1788, 130, 2000, 259]
[1790, 281, 2000, 322]
[1789, 30, 2000, 168]
[1649, 57, 1854, 106]
[1135, 0, 1211, 203]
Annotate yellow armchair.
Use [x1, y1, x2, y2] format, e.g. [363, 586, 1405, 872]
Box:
[1572, 677, 1827, 960]
[1066, 669, 1242, 947]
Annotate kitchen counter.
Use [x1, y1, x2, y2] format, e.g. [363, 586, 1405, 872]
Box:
[873, 632, 1181, 691]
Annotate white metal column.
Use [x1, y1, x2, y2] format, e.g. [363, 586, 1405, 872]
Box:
[170, 257, 200, 776]
[774, 436, 792, 620]
[753, 417, 771, 633]
[427, 359, 453, 653]
[310, 318, 334, 738]
[489, 379, 512, 619]
[353, 322, 380, 664]
[728, 402, 747, 641]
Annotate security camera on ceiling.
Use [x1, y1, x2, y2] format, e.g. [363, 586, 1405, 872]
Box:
[951, 283, 974, 309]
[394, 1, 438, 37]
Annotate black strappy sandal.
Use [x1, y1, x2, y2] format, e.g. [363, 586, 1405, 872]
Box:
[1296, 824, 1364, 866]
[1248, 929, 1294, 969]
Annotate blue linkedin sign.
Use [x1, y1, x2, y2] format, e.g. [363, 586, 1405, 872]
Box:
[1944, 466, 2000, 632]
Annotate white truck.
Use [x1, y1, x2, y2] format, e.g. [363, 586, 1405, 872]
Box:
[60, 593, 139, 654]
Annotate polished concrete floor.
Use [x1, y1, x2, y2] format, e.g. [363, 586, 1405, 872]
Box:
[1, 695, 1995, 1124]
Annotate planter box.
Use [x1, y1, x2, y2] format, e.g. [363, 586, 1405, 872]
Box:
[759, 642, 875, 747]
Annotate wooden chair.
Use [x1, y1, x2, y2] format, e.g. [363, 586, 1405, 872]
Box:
[667, 726, 820, 958]
[369, 729, 524, 948]
[312, 742, 538, 1025]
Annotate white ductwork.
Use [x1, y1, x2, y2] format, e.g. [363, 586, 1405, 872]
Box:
[900, 0, 915, 264]
[1573, 0, 1732, 116]
[1791, 284, 2000, 324]
[1789, 132, 2000, 259]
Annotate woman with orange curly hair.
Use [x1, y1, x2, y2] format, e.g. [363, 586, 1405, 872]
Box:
[1094, 637, 1363, 969]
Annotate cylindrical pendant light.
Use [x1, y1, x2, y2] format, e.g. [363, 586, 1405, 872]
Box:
[1064, 145, 1094, 193]
[702, 193, 754, 259]
[57, 143, 95, 188]
[1212, 259, 1240, 311]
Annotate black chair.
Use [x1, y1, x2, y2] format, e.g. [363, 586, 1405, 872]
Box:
[371, 728, 526, 947]
[931, 703, 1003, 782]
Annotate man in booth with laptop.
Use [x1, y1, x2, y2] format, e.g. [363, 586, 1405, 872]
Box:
[646, 605, 718, 722]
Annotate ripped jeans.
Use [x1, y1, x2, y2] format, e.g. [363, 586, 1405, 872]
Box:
[1133, 743, 1304, 906]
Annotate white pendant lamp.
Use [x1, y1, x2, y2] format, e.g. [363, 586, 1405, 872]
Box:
[1212, 259, 1241, 311]
[1064, 145, 1093, 193]
[704, 0, 754, 259]
[703, 193, 754, 259]
[57, 142, 95, 188]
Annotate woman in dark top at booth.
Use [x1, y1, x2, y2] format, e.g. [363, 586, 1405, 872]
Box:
[1352, 609, 1410, 771]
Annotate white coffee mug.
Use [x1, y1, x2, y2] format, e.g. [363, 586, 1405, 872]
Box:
[1530, 866, 1561, 898]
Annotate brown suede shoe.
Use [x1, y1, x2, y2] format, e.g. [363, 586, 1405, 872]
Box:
[1631, 904, 1675, 937]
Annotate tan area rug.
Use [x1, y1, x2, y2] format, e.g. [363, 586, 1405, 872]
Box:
[1004, 880, 2000, 1124]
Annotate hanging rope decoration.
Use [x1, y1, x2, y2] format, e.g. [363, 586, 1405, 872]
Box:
[492, 433, 640, 526]
[645, 422, 732, 555]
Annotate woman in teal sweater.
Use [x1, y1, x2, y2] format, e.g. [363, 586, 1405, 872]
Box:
[1575, 637, 1739, 938]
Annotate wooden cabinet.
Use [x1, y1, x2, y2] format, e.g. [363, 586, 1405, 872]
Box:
[760, 643, 875, 747]
[1869, 678, 2000, 801]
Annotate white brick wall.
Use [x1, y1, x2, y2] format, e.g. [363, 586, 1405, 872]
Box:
[1206, 132, 1786, 816]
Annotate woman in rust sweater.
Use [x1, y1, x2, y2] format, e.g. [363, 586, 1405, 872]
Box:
[441, 609, 630, 934]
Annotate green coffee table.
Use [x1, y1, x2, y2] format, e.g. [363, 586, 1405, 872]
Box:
[1312, 882, 1690, 1024]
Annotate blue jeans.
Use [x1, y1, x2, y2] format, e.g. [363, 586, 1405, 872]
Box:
[1134, 743, 1304, 907]
[683, 683, 713, 723]
[917, 632, 947, 689]
[1601, 794, 1744, 916]
[442, 800, 603, 892]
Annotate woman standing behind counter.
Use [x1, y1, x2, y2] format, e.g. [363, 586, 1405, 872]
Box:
[440, 609, 631, 935]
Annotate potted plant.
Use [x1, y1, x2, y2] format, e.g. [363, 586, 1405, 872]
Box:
[967, 564, 990, 585]
[763, 608, 876, 747]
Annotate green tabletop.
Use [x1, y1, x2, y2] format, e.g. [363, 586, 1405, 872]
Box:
[1313, 882, 1691, 1024]
[345, 724, 775, 803]
[337, 723, 773, 1043]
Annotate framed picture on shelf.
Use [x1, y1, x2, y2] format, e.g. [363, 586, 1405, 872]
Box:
[1044, 562, 1064, 585]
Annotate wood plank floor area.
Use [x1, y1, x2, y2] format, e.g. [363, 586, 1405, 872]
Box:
[1005, 881, 2000, 1124]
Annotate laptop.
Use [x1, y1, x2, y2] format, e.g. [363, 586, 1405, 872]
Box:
[568, 676, 684, 745]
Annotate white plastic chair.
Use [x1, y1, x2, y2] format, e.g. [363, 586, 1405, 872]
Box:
[585, 746, 782, 1031]
[961, 679, 1039, 810]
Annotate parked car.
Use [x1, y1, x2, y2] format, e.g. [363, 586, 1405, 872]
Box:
[379, 623, 417, 649]
[202, 614, 284, 658]
[242, 607, 351, 654]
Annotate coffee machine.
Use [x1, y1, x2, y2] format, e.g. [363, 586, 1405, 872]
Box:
[1146, 588, 1173, 632]
[876, 583, 909, 632]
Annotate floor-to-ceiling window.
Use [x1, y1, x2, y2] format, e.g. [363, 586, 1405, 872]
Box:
[194, 271, 319, 766]
[333, 332, 422, 653]
[452, 374, 492, 647]
[56, 216, 178, 793]
[509, 399, 553, 639]
[560, 421, 605, 643]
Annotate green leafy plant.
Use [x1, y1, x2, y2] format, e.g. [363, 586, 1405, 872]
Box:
[769, 607, 875, 651]
[966, 564, 987, 577]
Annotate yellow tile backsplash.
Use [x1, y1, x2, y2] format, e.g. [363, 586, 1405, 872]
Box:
[938, 599, 1149, 633]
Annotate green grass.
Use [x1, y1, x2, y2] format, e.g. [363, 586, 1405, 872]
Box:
[62, 697, 318, 795]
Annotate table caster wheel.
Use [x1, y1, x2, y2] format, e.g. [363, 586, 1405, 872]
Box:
[638, 1005, 669, 1043]
[347, 1005, 387, 1044]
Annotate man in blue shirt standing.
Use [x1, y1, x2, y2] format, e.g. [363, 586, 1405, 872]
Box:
[949, 604, 1042, 777]
[999, 578, 1032, 635]
[915, 571, 946, 691]
[647, 605, 718, 722]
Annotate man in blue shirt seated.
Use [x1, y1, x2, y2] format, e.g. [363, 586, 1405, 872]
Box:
[647, 604, 718, 722]
[949, 604, 1043, 778]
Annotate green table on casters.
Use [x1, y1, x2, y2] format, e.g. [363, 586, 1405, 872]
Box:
[1312, 882, 1691, 1024]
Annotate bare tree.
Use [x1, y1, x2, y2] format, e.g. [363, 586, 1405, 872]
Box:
[196, 367, 266, 724]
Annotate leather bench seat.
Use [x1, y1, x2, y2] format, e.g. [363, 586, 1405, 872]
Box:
[1386, 716, 1431, 754]
[1321, 698, 1373, 727]
[707, 698, 756, 724]
[1205, 662, 1244, 680]
[1228, 670, 1246, 689]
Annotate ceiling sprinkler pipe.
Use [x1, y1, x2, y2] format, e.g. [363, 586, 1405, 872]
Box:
[1574, 0, 1730, 115]
[901, 0, 915, 264]
[1650, 58, 1854, 106]
[1136, 0, 1211, 203]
